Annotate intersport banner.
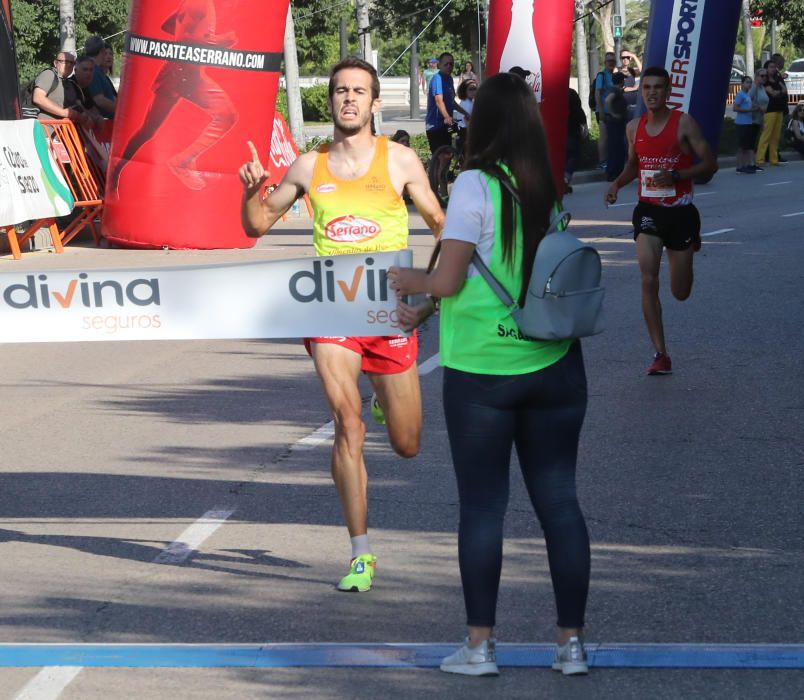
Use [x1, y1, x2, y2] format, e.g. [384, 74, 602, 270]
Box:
[644, 0, 742, 165]
[0, 250, 411, 344]
[0, 120, 74, 228]
[103, 0, 291, 250]
[486, 0, 574, 193]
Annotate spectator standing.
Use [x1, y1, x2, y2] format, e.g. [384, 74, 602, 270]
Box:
[68, 54, 104, 129]
[756, 58, 788, 166]
[748, 67, 770, 172]
[84, 34, 117, 118]
[30, 51, 81, 121]
[388, 71, 592, 680]
[619, 50, 642, 120]
[771, 53, 791, 162]
[101, 43, 117, 89]
[733, 75, 759, 173]
[423, 58, 439, 93]
[459, 61, 478, 83]
[605, 72, 629, 181]
[787, 103, 804, 157]
[454, 78, 477, 155]
[565, 86, 587, 194]
[594, 52, 617, 168]
[425, 52, 468, 157]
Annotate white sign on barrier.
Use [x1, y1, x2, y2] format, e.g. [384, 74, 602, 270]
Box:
[0, 119, 74, 227]
[0, 250, 412, 344]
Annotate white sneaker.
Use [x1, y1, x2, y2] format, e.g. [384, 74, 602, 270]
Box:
[440, 637, 499, 676]
[551, 636, 588, 675]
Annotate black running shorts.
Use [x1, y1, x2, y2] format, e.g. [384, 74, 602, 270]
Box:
[426, 126, 451, 155]
[632, 201, 701, 251]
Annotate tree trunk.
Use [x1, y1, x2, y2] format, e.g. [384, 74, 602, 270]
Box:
[59, 0, 75, 54]
[575, 0, 591, 124]
[339, 17, 348, 60]
[284, 10, 305, 148]
[355, 0, 372, 61]
[409, 34, 420, 119]
[770, 20, 777, 55]
[742, 0, 754, 74]
[595, 2, 614, 54]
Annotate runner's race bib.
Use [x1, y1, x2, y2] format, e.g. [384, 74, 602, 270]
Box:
[641, 169, 675, 199]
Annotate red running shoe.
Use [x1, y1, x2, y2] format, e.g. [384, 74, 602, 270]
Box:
[647, 352, 672, 375]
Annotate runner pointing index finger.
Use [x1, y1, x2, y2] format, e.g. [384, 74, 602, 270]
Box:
[240, 140, 266, 189]
[247, 140, 261, 164]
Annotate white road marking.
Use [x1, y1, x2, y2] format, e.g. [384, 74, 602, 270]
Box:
[696, 191, 717, 197]
[417, 353, 441, 375]
[609, 201, 636, 208]
[701, 228, 735, 238]
[292, 422, 335, 451]
[292, 352, 441, 451]
[782, 211, 804, 218]
[153, 507, 235, 564]
[13, 667, 82, 700]
[765, 181, 791, 186]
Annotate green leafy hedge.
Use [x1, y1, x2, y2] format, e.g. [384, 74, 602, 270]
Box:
[301, 84, 330, 122]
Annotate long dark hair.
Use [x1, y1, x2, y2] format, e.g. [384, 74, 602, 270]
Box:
[464, 72, 557, 305]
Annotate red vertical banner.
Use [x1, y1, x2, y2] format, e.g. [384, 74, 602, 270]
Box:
[104, 0, 291, 249]
[486, 0, 574, 194]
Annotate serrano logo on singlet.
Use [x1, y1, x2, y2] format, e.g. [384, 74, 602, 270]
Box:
[1, 273, 160, 310]
[316, 183, 337, 193]
[324, 215, 381, 243]
[666, 0, 702, 110]
[288, 257, 389, 303]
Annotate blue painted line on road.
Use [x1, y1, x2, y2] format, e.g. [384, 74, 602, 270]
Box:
[0, 643, 801, 669]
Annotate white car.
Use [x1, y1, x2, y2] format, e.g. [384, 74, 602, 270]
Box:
[786, 58, 804, 95]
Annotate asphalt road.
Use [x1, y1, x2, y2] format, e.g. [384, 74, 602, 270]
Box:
[1, 160, 802, 699]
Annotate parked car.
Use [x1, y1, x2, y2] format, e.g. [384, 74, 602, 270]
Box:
[787, 58, 804, 95]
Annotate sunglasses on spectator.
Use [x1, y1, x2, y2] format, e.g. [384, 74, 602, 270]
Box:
[56, 59, 75, 65]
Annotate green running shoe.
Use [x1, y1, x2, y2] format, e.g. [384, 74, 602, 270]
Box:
[337, 553, 377, 592]
[370, 393, 386, 425]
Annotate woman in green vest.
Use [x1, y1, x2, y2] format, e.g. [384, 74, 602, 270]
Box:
[388, 72, 591, 678]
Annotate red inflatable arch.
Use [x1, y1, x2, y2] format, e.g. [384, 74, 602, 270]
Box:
[486, 0, 574, 194]
[103, 0, 290, 249]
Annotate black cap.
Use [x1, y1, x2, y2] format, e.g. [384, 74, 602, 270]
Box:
[509, 66, 531, 80]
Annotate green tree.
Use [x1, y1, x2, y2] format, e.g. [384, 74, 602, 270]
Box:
[750, 0, 804, 50]
[12, 0, 128, 83]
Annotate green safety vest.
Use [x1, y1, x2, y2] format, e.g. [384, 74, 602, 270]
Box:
[440, 172, 571, 375]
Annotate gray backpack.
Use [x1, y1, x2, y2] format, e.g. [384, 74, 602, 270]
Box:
[471, 183, 605, 341]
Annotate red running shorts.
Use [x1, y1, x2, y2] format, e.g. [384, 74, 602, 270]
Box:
[304, 332, 418, 375]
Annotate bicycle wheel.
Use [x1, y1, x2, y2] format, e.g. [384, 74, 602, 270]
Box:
[428, 145, 459, 207]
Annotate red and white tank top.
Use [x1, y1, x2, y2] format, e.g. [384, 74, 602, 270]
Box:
[635, 109, 695, 207]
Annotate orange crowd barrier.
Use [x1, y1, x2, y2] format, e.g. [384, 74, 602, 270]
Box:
[2, 219, 64, 261]
[39, 118, 104, 247]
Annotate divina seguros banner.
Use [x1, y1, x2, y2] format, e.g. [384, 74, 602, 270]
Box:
[0, 251, 411, 344]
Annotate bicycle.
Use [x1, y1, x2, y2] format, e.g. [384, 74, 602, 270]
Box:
[427, 124, 464, 207]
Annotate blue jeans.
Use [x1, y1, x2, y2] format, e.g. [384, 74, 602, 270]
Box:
[443, 342, 590, 628]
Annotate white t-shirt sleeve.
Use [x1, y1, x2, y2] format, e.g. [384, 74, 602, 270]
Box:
[441, 170, 496, 268]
